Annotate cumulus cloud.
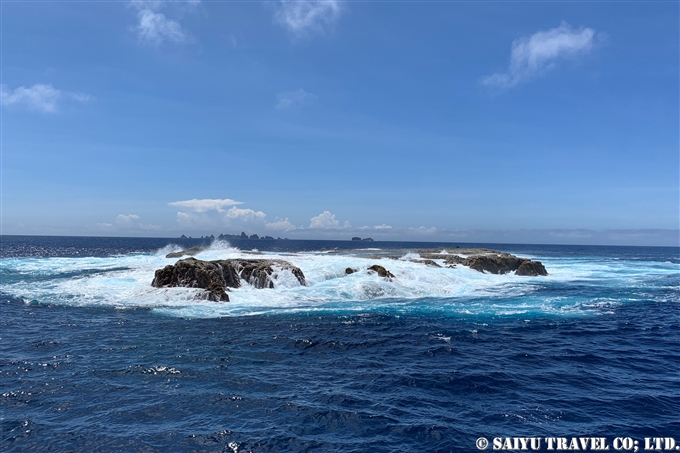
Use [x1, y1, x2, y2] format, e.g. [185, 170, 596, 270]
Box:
[1, 83, 93, 113]
[226, 206, 267, 222]
[481, 21, 602, 88]
[168, 198, 243, 213]
[309, 211, 351, 229]
[276, 89, 318, 110]
[309, 211, 339, 229]
[129, 0, 197, 45]
[265, 218, 298, 231]
[273, 0, 342, 36]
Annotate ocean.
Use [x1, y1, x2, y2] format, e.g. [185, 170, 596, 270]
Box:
[1, 236, 678, 452]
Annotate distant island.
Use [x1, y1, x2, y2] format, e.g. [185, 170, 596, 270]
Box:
[180, 232, 285, 240]
[179, 232, 374, 241]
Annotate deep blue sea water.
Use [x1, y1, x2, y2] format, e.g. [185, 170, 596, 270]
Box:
[1, 236, 678, 452]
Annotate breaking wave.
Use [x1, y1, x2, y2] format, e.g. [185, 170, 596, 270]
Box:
[0, 240, 677, 318]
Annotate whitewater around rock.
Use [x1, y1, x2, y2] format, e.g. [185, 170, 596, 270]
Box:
[151, 247, 547, 302]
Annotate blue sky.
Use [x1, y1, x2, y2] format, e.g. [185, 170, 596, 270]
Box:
[2, 0, 678, 245]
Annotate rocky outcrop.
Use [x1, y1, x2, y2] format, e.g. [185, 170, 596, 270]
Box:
[344, 247, 548, 276]
[166, 246, 209, 258]
[152, 258, 306, 302]
[515, 260, 548, 276]
[442, 252, 547, 276]
[345, 267, 358, 275]
[368, 265, 394, 279]
[351, 237, 361, 241]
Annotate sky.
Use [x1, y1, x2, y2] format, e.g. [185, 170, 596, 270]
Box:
[1, 0, 678, 246]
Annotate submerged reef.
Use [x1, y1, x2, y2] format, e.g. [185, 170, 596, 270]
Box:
[152, 257, 306, 302]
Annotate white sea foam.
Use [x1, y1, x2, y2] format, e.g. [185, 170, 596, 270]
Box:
[1, 242, 677, 318]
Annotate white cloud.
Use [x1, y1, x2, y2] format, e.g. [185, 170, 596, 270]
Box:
[408, 226, 438, 235]
[168, 198, 243, 213]
[309, 211, 351, 229]
[1, 83, 93, 113]
[481, 21, 601, 88]
[136, 9, 187, 45]
[373, 224, 392, 230]
[276, 89, 318, 110]
[225, 206, 267, 222]
[309, 211, 339, 229]
[106, 213, 161, 230]
[129, 0, 196, 45]
[265, 218, 298, 231]
[116, 214, 140, 226]
[274, 0, 342, 36]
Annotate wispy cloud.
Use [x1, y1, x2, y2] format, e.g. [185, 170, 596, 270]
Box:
[1, 83, 93, 113]
[273, 0, 342, 37]
[98, 213, 161, 231]
[136, 9, 187, 44]
[116, 214, 140, 226]
[481, 21, 602, 88]
[276, 89, 318, 110]
[168, 198, 243, 212]
[129, 0, 197, 45]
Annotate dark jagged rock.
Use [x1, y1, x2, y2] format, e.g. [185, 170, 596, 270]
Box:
[362, 238, 374, 241]
[351, 237, 361, 241]
[263, 236, 274, 240]
[180, 234, 187, 239]
[240, 232, 248, 238]
[345, 267, 358, 275]
[368, 264, 394, 279]
[166, 246, 209, 258]
[329, 247, 548, 276]
[249, 234, 260, 240]
[515, 260, 548, 276]
[442, 253, 547, 276]
[152, 257, 306, 301]
[152, 258, 238, 301]
[235, 259, 305, 289]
